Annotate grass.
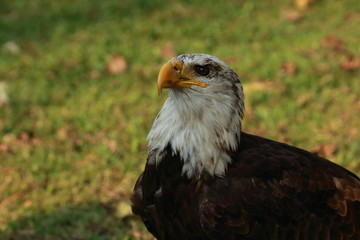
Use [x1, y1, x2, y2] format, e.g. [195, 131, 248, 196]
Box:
[0, 0, 359, 239]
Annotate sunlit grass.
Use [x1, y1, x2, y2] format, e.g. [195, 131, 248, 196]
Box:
[0, 0, 359, 239]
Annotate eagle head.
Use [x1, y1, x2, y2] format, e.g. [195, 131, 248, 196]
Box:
[147, 54, 245, 178]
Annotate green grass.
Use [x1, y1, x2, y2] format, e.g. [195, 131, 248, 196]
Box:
[0, 0, 359, 239]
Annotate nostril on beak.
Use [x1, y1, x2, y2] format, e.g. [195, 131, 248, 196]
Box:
[171, 60, 183, 72]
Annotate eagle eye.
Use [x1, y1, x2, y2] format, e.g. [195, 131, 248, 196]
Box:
[195, 65, 210, 76]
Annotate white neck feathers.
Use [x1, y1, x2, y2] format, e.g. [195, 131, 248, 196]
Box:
[147, 84, 243, 178]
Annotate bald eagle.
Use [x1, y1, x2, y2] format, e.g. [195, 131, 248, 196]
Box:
[131, 54, 360, 240]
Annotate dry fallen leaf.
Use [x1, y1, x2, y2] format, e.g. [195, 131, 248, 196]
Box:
[281, 61, 297, 76]
[0, 142, 11, 153]
[281, 9, 302, 22]
[311, 143, 338, 158]
[321, 36, 346, 52]
[106, 55, 128, 74]
[104, 139, 117, 154]
[0, 132, 42, 152]
[340, 55, 360, 71]
[57, 127, 69, 140]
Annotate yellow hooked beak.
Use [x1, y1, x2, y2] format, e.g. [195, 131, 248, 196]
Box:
[157, 60, 207, 95]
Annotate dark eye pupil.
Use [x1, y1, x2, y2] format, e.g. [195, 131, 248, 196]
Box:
[195, 65, 210, 76]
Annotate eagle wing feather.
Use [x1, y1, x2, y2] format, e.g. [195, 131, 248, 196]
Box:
[199, 132, 360, 240]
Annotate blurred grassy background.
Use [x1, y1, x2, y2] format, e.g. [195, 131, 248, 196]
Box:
[0, 0, 359, 239]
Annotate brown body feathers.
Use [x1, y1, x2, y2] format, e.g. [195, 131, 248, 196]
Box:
[132, 132, 360, 240]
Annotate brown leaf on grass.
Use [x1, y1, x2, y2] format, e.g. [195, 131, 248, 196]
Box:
[0, 190, 24, 208]
[348, 127, 358, 141]
[311, 143, 338, 158]
[0, 132, 41, 153]
[57, 127, 69, 140]
[23, 200, 32, 208]
[281, 61, 297, 76]
[340, 55, 360, 71]
[104, 139, 117, 154]
[281, 9, 302, 22]
[161, 44, 176, 58]
[321, 36, 347, 52]
[106, 55, 128, 74]
[16, 132, 41, 146]
[18, 132, 30, 142]
[0, 181, 46, 208]
[0, 142, 11, 153]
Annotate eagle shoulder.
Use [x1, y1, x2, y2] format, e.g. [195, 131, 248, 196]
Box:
[199, 132, 360, 240]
